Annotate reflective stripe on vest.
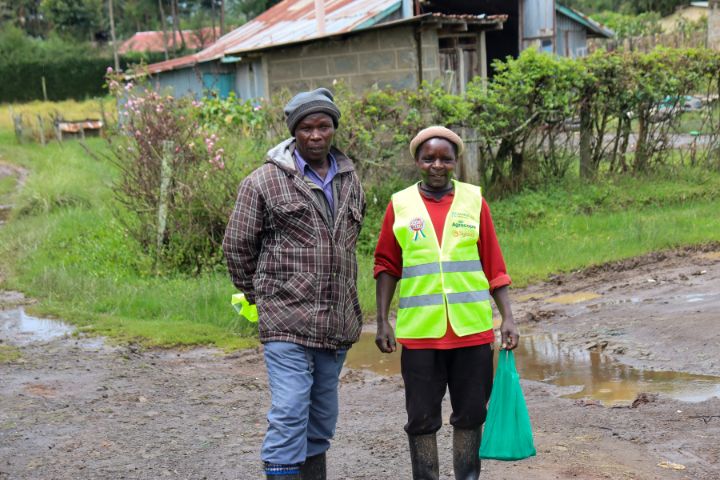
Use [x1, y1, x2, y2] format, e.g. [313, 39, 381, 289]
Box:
[392, 180, 493, 338]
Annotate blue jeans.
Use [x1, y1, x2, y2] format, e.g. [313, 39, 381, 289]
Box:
[261, 342, 347, 466]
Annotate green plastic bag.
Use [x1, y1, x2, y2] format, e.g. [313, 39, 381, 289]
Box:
[479, 349, 536, 461]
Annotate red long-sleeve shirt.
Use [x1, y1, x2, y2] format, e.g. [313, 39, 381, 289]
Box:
[374, 189, 511, 349]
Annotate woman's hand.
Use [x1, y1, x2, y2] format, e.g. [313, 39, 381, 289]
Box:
[500, 317, 519, 350]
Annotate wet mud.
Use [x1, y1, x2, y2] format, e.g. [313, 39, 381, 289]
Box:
[1, 247, 719, 479]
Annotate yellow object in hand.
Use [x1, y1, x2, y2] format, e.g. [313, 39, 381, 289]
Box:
[231, 293, 258, 323]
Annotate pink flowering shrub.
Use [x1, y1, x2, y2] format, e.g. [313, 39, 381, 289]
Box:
[106, 72, 247, 274]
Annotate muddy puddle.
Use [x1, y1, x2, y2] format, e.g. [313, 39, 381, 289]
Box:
[0, 307, 74, 345]
[346, 332, 720, 406]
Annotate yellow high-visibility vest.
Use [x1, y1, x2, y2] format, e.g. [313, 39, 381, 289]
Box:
[392, 180, 493, 338]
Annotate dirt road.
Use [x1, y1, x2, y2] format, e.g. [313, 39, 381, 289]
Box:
[2, 246, 719, 479]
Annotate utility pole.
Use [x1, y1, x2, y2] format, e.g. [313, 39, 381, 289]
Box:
[219, 0, 225, 37]
[709, 0, 720, 50]
[159, 0, 169, 60]
[172, 0, 187, 51]
[210, 0, 217, 41]
[109, 0, 119, 71]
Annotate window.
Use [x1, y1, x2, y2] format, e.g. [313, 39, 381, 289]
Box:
[438, 34, 480, 95]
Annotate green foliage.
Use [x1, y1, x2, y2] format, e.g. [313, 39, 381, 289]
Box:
[0, 56, 114, 102]
[565, 0, 688, 16]
[4, 0, 280, 48]
[0, 24, 159, 102]
[592, 11, 663, 38]
[40, 0, 103, 41]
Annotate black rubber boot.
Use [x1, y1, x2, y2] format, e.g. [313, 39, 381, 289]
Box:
[408, 433, 439, 480]
[452, 427, 481, 480]
[300, 452, 326, 480]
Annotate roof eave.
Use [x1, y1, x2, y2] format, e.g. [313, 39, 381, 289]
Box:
[223, 13, 507, 57]
[556, 4, 614, 38]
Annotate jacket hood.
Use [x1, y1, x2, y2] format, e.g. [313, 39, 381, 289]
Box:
[265, 137, 356, 175]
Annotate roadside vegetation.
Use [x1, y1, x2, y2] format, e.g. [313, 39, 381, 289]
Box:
[1, 48, 719, 349]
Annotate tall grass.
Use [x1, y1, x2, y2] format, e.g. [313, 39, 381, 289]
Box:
[0, 97, 116, 132]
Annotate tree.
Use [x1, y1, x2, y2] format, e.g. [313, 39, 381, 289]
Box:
[2, 0, 48, 37]
[40, 0, 104, 41]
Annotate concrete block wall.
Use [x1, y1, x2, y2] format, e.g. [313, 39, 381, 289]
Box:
[265, 24, 441, 96]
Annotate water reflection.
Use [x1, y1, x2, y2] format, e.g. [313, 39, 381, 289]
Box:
[0, 308, 74, 345]
[346, 332, 720, 405]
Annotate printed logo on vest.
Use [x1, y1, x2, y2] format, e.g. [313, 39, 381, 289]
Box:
[409, 217, 426, 241]
[452, 220, 477, 238]
[450, 211, 474, 220]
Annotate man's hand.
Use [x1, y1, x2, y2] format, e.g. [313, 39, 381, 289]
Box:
[375, 320, 397, 353]
[500, 317, 519, 350]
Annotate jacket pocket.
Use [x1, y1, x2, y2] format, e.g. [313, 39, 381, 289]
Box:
[259, 273, 318, 338]
[270, 201, 317, 248]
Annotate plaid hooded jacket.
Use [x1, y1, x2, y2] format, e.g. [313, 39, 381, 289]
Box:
[223, 138, 365, 350]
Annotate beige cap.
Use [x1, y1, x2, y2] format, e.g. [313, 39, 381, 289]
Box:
[409, 126, 464, 158]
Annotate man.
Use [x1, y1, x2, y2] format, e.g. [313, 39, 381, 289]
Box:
[223, 88, 365, 480]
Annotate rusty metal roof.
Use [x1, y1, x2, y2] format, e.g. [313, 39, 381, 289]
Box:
[119, 28, 221, 54]
[145, 0, 506, 75]
[147, 0, 402, 74]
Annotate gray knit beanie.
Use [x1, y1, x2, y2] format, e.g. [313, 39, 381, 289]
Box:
[284, 88, 341, 135]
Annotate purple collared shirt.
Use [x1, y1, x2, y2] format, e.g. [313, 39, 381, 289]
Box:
[294, 150, 338, 213]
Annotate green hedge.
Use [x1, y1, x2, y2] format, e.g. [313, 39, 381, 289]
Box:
[0, 54, 166, 103]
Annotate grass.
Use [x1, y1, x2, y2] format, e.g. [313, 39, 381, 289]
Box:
[0, 103, 719, 349]
[502, 200, 719, 286]
[0, 175, 15, 200]
[490, 170, 720, 285]
[0, 345, 22, 363]
[0, 132, 256, 350]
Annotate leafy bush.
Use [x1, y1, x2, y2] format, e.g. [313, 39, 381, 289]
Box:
[592, 11, 663, 39]
[106, 73, 253, 274]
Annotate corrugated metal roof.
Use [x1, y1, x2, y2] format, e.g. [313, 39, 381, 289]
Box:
[147, 0, 402, 74]
[556, 5, 614, 38]
[119, 28, 221, 54]
[145, 1, 507, 75]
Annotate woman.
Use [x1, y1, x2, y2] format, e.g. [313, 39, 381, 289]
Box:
[374, 126, 519, 480]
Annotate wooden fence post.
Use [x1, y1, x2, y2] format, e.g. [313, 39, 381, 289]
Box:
[156, 140, 174, 269]
[10, 108, 23, 144]
[37, 115, 46, 146]
[458, 127, 480, 185]
[99, 98, 108, 129]
[579, 96, 593, 179]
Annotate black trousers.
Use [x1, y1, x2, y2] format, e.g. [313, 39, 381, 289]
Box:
[401, 344, 494, 435]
